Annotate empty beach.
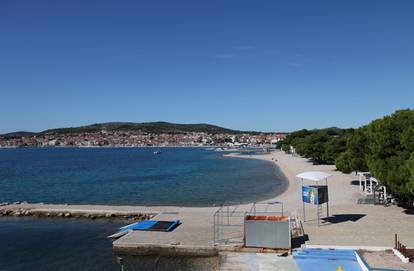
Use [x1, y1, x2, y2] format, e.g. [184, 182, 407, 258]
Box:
[3, 150, 414, 251]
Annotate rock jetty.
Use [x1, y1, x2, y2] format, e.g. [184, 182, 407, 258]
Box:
[0, 202, 154, 221]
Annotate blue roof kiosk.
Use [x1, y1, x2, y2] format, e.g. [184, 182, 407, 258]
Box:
[296, 171, 331, 226]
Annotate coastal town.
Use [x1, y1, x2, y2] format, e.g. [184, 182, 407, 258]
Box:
[2, 1, 414, 270]
[0, 131, 287, 148]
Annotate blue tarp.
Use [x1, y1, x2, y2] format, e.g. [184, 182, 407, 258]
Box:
[119, 220, 181, 232]
[120, 220, 158, 231]
[294, 249, 362, 271]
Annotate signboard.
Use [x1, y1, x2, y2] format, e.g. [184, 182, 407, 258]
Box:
[302, 186, 318, 204]
[302, 185, 328, 205]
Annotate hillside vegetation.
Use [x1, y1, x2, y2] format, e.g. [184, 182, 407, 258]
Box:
[278, 109, 414, 200]
[40, 122, 245, 135]
[0, 122, 251, 137]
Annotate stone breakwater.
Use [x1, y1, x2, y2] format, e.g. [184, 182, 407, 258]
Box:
[0, 202, 154, 221]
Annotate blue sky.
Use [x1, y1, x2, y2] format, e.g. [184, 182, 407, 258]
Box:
[1, 1, 413, 133]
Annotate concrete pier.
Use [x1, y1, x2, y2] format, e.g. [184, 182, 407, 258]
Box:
[4, 202, 414, 260]
[112, 205, 287, 257]
[113, 208, 220, 256]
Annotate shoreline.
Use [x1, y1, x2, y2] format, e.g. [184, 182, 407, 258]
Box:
[0, 150, 354, 213]
[0, 145, 270, 149]
[0, 150, 344, 218]
[224, 152, 291, 196]
[0, 152, 290, 221]
[0, 149, 379, 214]
[0, 149, 282, 209]
[3, 151, 414, 250]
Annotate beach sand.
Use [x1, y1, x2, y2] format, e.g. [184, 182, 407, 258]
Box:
[226, 151, 414, 248]
[225, 150, 362, 211]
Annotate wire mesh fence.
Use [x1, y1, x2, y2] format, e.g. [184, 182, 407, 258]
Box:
[213, 202, 286, 246]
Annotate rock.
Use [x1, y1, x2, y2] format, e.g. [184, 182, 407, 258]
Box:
[0, 202, 9, 206]
[45, 212, 51, 217]
[57, 212, 63, 217]
[13, 201, 21, 205]
[64, 213, 71, 217]
[105, 213, 115, 218]
[13, 211, 21, 216]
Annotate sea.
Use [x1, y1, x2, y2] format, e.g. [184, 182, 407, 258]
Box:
[0, 147, 287, 270]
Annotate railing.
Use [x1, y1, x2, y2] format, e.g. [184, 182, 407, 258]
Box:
[213, 205, 247, 245]
[213, 201, 287, 246]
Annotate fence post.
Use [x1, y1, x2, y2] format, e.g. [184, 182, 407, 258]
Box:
[395, 233, 397, 249]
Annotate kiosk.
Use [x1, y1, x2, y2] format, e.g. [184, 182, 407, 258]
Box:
[296, 171, 331, 225]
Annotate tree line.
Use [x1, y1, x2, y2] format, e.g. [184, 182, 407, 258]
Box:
[277, 109, 414, 200]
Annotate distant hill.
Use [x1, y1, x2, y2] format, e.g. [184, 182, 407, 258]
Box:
[34, 122, 252, 135]
[1, 131, 37, 139]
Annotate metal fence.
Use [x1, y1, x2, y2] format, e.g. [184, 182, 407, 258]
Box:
[213, 202, 286, 246]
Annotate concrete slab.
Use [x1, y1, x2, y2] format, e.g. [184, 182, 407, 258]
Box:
[113, 207, 219, 256]
[219, 253, 300, 271]
[303, 204, 414, 247]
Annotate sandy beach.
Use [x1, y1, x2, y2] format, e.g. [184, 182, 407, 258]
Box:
[226, 151, 414, 248]
[225, 151, 362, 211]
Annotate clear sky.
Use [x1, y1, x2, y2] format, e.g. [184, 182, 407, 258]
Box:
[1, 1, 413, 133]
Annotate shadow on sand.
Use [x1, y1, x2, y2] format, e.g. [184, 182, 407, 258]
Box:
[291, 234, 309, 249]
[350, 180, 361, 186]
[402, 207, 414, 215]
[322, 214, 366, 224]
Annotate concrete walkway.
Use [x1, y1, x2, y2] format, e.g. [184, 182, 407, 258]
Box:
[303, 204, 414, 247]
[219, 253, 300, 271]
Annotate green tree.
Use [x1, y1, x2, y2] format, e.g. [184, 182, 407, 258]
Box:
[278, 109, 414, 199]
[335, 151, 353, 173]
[333, 129, 369, 174]
[406, 152, 414, 196]
[365, 109, 414, 198]
[323, 136, 347, 164]
[299, 131, 330, 164]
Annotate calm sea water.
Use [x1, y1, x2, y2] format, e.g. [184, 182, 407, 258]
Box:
[0, 147, 286, 206]
[0, 147, 285, 270]
[0, 217, 122, 271]
[0, 217, 218, 271]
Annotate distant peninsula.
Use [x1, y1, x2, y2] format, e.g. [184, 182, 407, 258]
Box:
[0, 122, 286, 148]
[2, 122, 241, 137]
